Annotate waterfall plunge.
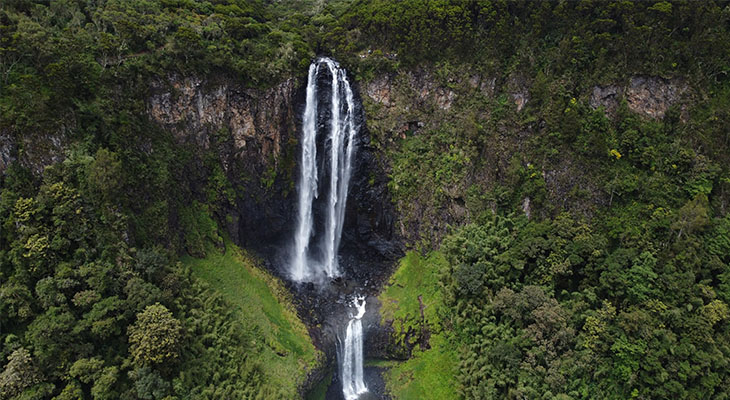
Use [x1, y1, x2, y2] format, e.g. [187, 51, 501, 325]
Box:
[290, 58, 358, 282]
[290, 58, 367, 400]
[341, 296, 368, 400]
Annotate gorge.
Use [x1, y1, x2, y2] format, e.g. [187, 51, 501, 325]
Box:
[288, 57, 375, 399]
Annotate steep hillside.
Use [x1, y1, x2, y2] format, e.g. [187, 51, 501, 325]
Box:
[183, 239, 321, 398]
[336, 2, 730, 398]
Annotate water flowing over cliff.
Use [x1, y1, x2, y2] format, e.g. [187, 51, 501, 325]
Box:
[291, 58, 358, 282]
[340, 296, 369, 399]
[286, 58, 380, 400]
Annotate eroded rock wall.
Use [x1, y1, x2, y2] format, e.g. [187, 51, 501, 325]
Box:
[360, 66, 692, 245]
[145, 74, 402, 267]
[147, 76, 297, 163]
[590, 76, 689, 119]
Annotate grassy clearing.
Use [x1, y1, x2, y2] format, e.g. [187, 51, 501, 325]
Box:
[379, 251, 448, 342]
[183, 239, 321, 394]
[378, 251, 459, 399]
[383, 333, 459, 399]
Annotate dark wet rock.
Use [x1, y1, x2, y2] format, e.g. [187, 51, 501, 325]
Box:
[325, 366, 391, 400]
[146, 75, 302, 248]
[590, 84, 622, 114]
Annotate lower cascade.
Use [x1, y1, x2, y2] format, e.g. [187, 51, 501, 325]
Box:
[340, 296, 368, 400]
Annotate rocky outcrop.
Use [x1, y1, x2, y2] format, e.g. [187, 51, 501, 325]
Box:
[626, 76, 688, 118]
[365, 75, 394, 107]
[590, 84, 622, 114]
[147, 76, 296, 165]
[0, 133, 15, 175]
[590, 76, 689, 119]
[362, 68, 694, 246]
[0, 129, 67, 176]
[366, 69, 456, 112]
[145, 73, 402, 265]
[361, 68, 517, 244]
[505, 74, 530, 112]
[147, 76, 301, 250]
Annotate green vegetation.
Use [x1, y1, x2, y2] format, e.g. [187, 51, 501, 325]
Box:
[304, 371, 332, 400]
[128, 303, 183, 366]
[440, 212, 730, 398]
[378, 205, 730, 398]
[330, 1, 730, 83]
[379, 251, 447, 356]
[0, 153, 317, 398]
[379, 209, 730, 398]
[383, 333, 458, 400]
[378, 252, 459, 399]
[183, 239, 320, 395]
[371, 4, 730, 391]
[2, 0, 730, 399]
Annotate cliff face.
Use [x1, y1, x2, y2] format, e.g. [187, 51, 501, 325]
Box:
[147, 76, 296, 164]
[0, 67, 691, 252]
[146, 76, 300, 250]
[0, 132, 15, 174]
[0, 70, 401, 267]
[142, 73, 405, 397]
[361, 66, 692, 244]
[0, 129, 66, 176]
[145, 74, 402, 268]
[590, 76, 689, 119]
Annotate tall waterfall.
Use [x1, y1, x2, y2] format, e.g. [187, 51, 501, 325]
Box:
[290, 57, 358, 282]
[341, 296, 368, 400]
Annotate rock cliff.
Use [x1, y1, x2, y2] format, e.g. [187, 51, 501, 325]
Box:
[145, 73, 402, 268]
[590, 76, 689, 119]
[360, 66, 693, 245]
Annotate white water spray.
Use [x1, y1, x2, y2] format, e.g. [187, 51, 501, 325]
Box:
[291, 62, 320, 282]
[290, 58, 358, 282]
[341, 296, 368, 400]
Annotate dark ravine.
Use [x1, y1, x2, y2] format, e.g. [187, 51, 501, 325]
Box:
[274, 63, 404, 399]
[146, 68, 405, 397]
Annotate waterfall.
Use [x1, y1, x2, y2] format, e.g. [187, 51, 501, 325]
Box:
[290, 57, 358, 282]
[341, 296, 368, 400]
[290, 57, 367, 399]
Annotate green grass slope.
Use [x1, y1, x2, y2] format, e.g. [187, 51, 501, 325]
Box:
[183, 240, 321, 396]
[377, 251, 459, 399]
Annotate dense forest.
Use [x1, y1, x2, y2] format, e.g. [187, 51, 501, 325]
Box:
[1, 0, 730, 399]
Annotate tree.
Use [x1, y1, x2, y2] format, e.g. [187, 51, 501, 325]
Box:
[0, 348, 42, 399]
[128, 303, 182, 366]
[129, 367, 170, 400]
[672, 194, 710, 240]
[86, 148, 122, 206]
[91, 367, 119, 400]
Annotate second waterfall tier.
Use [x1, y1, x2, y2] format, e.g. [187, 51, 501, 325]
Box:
[340, 296, 368, 400]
